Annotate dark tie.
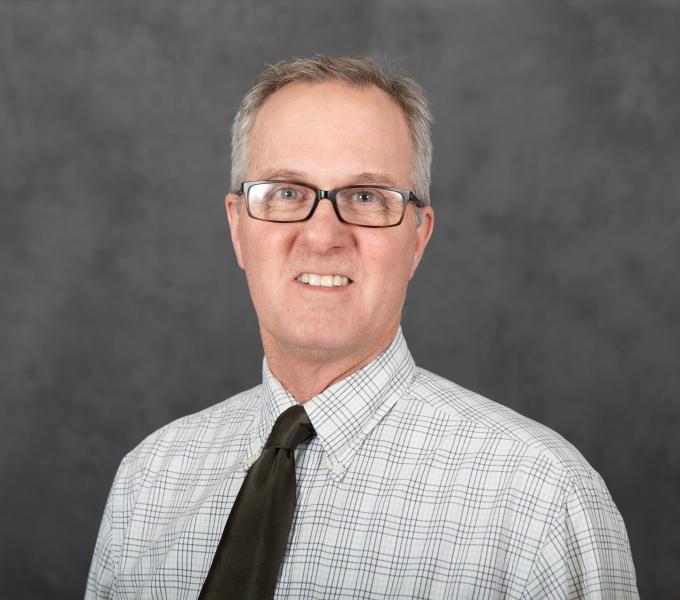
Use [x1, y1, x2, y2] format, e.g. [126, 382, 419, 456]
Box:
[198, 404, 315, 600]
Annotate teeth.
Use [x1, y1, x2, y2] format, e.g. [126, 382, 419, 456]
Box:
[297, 273, 350, 287]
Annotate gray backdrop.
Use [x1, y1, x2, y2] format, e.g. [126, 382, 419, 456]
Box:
[1, 1, 678, 598]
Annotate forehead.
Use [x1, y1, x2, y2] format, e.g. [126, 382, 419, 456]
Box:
[248, 80, 413, 186]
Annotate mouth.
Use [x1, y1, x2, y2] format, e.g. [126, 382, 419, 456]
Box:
[296, 272, 352, 288]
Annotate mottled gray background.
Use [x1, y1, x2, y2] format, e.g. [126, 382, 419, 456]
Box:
[1, 0, 678, 598]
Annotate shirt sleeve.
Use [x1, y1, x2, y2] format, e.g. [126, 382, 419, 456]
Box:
[84, 455, 136, 600]
[522, 470, 639, 600]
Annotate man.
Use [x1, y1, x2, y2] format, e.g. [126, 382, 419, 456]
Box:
[86, 55, 638, 599]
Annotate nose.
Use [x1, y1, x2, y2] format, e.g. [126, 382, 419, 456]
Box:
[299, 197, 351, 251]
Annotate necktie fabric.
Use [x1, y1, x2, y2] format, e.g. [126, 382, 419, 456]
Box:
[198, 404, 315, 600]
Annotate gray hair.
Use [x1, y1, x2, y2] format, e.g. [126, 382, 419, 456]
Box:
[230, 55, 433, 206]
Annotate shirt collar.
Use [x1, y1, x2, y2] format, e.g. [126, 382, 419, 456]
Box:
[245, 328, 415, 480]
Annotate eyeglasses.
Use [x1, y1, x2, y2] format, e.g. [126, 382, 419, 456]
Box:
[239, 180, 425, 228]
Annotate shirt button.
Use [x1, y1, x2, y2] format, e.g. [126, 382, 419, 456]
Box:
[330, 461, 345, 475]
[243, 455, 258, 470]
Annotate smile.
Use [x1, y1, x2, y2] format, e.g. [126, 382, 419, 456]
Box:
[296, 273, 351, 287]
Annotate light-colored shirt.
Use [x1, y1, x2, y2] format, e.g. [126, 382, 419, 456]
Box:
[85, 329, 638, 599]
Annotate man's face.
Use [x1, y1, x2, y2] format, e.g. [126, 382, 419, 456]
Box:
[226, 80, 433, 363]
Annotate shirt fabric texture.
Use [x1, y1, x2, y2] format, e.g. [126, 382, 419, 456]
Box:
[85, 329, 638, 599]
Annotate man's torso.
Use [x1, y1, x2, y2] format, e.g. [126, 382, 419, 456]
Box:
[86, 334, 637, 599]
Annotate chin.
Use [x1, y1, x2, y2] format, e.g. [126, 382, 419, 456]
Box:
[278, 321, 365, 356]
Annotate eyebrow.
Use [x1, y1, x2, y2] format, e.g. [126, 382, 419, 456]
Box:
[259, 169, 307, 181]
[258, 169, 400, 188]
[352, 172, 399, 187]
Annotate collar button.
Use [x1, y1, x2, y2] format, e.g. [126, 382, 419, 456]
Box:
[330, 461, 345, 476]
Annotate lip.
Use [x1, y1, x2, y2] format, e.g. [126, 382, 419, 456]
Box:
[295, 271, 352, 278]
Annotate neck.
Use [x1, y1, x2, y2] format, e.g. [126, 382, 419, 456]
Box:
[262, 326, 399, 403]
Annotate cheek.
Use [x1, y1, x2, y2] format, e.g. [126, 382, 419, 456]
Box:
[362, 237, 415, 295]
[239, 235, 278, 300]
[240, 226, 288, 271]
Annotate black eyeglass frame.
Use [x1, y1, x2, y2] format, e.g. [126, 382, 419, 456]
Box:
[239, 180, 426, 228]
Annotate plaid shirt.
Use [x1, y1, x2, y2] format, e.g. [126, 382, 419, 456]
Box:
[85, 329, 638, 599]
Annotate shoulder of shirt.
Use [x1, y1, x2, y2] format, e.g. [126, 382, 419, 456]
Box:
[408, 366, 602, 487]
[118, 383, 262, 469]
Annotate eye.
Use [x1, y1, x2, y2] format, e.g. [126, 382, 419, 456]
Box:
[277, 187, 300, 200]
[355, 190, 376, 203]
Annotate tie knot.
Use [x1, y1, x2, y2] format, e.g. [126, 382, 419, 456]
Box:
[265, 405, 315, 450]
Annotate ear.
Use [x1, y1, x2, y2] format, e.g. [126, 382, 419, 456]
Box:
[409, 206, 434, 279]
[225, 192, 245, 270]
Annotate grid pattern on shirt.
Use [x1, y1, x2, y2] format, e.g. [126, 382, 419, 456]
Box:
[85, 329, 638, 599]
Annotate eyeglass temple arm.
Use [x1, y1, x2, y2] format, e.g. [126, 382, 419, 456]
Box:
[409, 192, 426, 207]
